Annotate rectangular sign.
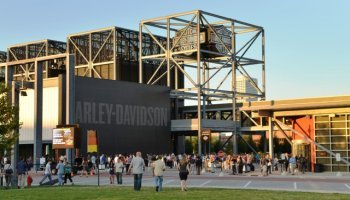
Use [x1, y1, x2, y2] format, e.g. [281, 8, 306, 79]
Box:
[336, 153, 341, 161]
[52, 127, 74, 149]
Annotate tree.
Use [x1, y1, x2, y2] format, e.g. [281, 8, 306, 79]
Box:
[0, 83, 21, 156]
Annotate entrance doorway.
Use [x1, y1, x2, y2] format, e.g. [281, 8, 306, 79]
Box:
[292, 140, 310, 171]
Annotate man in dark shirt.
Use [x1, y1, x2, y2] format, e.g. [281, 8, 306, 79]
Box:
[195, 155, 202, 175]
[17, 157, 28, 189]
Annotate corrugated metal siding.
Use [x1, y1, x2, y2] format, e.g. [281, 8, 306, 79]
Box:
[19, 90, 34, 143]
[19, 87, 58, 143]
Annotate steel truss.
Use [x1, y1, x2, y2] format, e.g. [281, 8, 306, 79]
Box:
[7, 39, 67, 81]
[0, 51, 6, 81]
[67, 26, 169, 81]
[0, 51, 6, 63]
[140, 10, 265, 154]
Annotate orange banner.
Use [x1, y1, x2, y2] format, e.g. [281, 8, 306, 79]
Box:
[87, 130, 98, 153]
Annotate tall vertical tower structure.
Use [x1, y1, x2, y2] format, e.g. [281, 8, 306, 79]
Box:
[139, 10, 265, 154]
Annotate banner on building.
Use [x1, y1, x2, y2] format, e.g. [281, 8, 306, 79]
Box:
[87, 130, 98, 153]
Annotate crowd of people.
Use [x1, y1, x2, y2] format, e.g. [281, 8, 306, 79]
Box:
[1, 151, 309, 191]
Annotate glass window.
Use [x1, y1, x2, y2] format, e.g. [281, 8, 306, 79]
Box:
[315, 116, 329, 122]
[322, 165, 332, 172]
[331, 122, 346, 129]
[332, 151, 348, 157]
[315, 129, 329, 136]
[316, 151, 329, 157]
[331, 129, 346, 136]
[315, 122, 329, 129]
[316, 158, 331, 164]
[332, 158, 347, 164]
[316, 137, 330, 143]
[332, 165, 347, 172]
[332, 115, 346, 121]
[316, 144, 330, 150]
[331, 143, 347, 150]
[331, 136, 346, 143]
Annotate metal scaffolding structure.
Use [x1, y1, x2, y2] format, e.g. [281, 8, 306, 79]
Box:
[0, 51, 6, 63]
[67, 26, 171, 82]
[139, 10, 265, 154]
[0, 51, 6, 81]
[7, 39, 67, 81]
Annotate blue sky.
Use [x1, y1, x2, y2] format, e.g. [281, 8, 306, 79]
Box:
[1, 0, 349, 100]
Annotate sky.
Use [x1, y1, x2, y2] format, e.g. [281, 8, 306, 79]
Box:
[1, 0, 349, 100]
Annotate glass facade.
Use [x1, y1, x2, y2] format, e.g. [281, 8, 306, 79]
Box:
[314, 114, 350, 172]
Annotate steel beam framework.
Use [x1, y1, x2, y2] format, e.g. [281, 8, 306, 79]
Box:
[0, 51, 6, 63]
[140, 10, 265, 154]
[67, 26, 167, 81]
[0, 51, 6, 81]
[7, 39, 67, 82]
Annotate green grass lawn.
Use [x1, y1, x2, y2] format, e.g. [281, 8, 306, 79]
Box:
[1, 186, 349, 200]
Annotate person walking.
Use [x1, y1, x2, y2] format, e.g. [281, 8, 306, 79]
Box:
[80, 158, 88, 177]
[260, 155, 268, 176]
[17, 157, 28, 189]
[195, 155, 202, 175]
[4, 160, 13, 189]
[39, 159, 53, 185]
[115, 158, 124, 184]
[152, 155, 166, 192]
[177, 155, 190, 191]
[56, 159, 65, 186]
[289, 154, 297, 175]
[128, 152, 145, 191]
[64, 161, 74, 185]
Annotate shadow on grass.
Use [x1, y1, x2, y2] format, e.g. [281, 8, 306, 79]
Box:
[0, 186, 349, 200]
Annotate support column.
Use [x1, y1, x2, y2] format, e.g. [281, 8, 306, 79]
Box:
[5, 65, 13, 159]
[66, 55, 75, 162]
[268, 117, 274, 160]
[139, 23, 143, 84]
[177, 135, 186, 154]
[34, 61, 43, 170]
[166, 18, 171, 87]
[58, 74, 66, 125]
[263, 132, 267, 153]
[5, 65, 12, 86]
[231, 22, 238, 154]
[232, 134, 238, 154]
[196, 11, 202, 155]
[10, 81, 19, 187]
[261, 30, 266, 100]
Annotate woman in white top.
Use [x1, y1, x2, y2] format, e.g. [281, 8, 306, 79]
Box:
[115, 156, 124, 184]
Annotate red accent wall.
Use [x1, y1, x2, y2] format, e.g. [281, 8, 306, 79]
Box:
[292, 116, 315, 171]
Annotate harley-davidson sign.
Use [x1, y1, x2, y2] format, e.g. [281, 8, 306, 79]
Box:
[173, 27, 205, 53]
[172, 25, 232, 55]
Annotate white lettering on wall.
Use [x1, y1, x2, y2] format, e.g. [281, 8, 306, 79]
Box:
[75, 101, 168, 127]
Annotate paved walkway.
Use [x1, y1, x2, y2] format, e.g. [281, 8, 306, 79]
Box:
[22, 165, 350, 194]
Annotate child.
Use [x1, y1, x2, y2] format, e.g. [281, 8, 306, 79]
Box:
[27, 175, 33, 188]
